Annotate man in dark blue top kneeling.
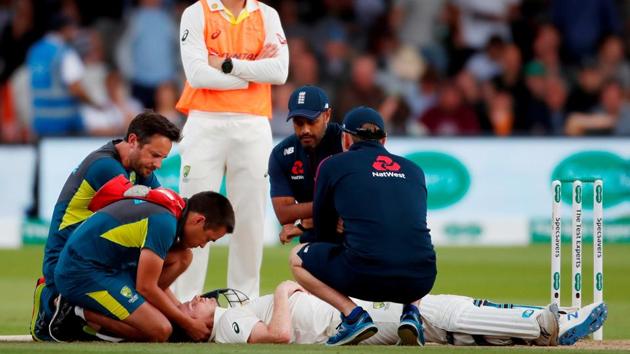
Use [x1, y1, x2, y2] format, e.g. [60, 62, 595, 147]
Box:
[268, 85, 343, 244]
[289, 106, 437, 346]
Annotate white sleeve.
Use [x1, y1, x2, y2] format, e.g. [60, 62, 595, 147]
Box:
[61, 49, 85, 85]
[230, 4, 289, 85]
[215, 308, 261, 344]
[179, 3, 249, 90]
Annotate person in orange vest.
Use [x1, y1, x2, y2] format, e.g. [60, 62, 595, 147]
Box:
[173, 0, 289, 301]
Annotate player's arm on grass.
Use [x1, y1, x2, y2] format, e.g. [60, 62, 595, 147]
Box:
[248, 281, 303, 343]
[179, 4, 249, 90]
[228, 6, 289, 85]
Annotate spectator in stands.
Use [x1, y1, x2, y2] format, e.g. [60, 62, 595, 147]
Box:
[270, 82, 296, 137]
[78, 29, 109, 121]
[0, 0, 38, 85]
[541, 75, 569, 135]
[552, 0, 621, 63]
[26, 14, 100, 138]
[447, 0, 519, 73]
[418, 81, 480, 136]
[465, 35, 505, 82]
[82, 70, 143, 136]
[519, 61, 547, 134]
[455, 70, 491, 134]
[565, 60, 603, 115]
[596, 35, 630, 92]
[318, 25, 351, 93]
[565, 80, 630, 136]
[0, 0, 37, 143]
[154, 81, 184, 130]
[488, 44, 528, 134]
[390, 0, 447, 72]
[117, 0, 178, 109]
[334, 55, 386, 121]
[335, 54, 410, 134]
[530, 23, 565, 79]
[406, 66, 440, 129]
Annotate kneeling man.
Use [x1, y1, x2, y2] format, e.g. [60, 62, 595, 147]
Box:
[51, 186, 234, 342]
[290, 107, 437, 346]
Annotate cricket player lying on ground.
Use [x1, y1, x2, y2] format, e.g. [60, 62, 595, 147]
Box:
[180, 281, 607, 346]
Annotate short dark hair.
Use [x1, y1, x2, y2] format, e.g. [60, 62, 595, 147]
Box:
[125, 111, 181, 145]
[349, 123, 385, 143]
[187, 191, 235, 233]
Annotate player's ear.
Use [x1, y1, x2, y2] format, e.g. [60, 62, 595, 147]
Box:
[127, 133, 138, 146]
[341, 132, 352, 151]
[194, 214, 206, 226]
[186, 212, 205, 226]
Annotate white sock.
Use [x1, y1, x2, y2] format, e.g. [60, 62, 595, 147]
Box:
[74, 306, 86, 321]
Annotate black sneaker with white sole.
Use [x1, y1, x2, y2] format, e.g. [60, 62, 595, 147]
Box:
[48, 295, 95, 342]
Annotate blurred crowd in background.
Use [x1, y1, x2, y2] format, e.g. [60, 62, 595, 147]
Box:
[1, 0, 630, 143]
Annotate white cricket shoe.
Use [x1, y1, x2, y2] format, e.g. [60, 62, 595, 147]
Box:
[558, 302, 608, 345]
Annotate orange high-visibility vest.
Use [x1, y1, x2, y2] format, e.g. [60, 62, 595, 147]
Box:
[176, 0, 272, 118]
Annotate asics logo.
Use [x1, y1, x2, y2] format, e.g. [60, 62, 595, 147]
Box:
[211, 30, 221, 39]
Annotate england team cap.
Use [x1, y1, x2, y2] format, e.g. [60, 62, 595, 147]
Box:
[342, 106, 386, 139]
[287, 85, 330, 121]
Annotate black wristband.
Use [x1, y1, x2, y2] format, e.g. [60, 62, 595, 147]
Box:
[296, 222, 307, 232]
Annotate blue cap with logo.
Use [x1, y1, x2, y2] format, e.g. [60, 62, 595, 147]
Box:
[287, 85, 330, 121]
[342, 106, 386, 139]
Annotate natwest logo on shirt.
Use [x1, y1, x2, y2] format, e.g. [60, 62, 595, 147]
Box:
[291, 160, 305, 180]
[372, 155, 400, 171]
[372, 155, 405, 178]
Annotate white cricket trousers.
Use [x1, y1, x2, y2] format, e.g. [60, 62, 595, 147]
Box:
[171, 111, 272, 301]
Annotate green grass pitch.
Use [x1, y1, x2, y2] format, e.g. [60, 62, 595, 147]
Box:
[0, 244, 628, 353]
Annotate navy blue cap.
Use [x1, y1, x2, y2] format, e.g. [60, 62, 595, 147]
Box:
[342, 106, 386, 138]
[287, 85, 330, 121]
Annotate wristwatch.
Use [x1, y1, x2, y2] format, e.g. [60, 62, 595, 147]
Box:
[294, 219, 311, 232]
[221, 57, 233, 74]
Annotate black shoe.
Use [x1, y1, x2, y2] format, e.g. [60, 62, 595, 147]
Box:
[30, 278, 54, 341]
[49, 295, 94, 342]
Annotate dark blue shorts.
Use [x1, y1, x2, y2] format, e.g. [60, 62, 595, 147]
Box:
[298, 242, 436, 304]
[55, 265, 145, 321]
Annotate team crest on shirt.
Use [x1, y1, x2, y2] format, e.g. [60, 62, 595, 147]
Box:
[183, 165, 191, 178]
[120, 286, 132, 299]
[129, 171, 136, 184]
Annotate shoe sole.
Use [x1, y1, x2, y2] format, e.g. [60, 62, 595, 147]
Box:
[30, 280, 46, 341]
[398, 323, 423, 346]
[558, 303, 608, 345]
[326, 324, 378, 346]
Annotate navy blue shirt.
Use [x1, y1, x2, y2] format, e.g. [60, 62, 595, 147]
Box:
[313, 140, 436, 277]
[268, 124, 343, 240]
